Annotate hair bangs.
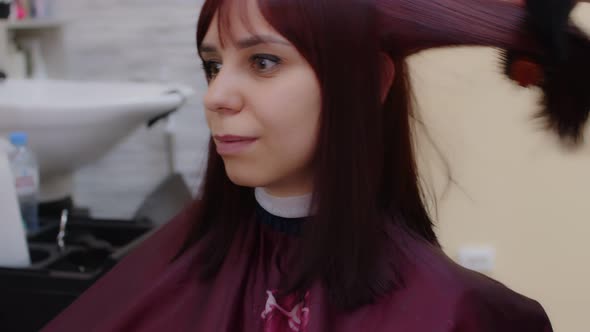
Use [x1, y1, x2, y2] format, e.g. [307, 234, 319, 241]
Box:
[197, 0, 259, 51]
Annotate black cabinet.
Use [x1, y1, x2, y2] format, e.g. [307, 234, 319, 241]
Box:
[0, 217, 154, 332]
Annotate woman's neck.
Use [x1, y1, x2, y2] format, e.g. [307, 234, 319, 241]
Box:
[254, 187, 312, 218]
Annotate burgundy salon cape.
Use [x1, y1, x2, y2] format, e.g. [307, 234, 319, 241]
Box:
[42, 202, 553, 331]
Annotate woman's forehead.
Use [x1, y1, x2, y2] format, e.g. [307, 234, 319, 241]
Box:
[202, 0, 280, 47]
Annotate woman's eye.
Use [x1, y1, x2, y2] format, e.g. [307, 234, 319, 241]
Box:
[251, 54, 281, 74]
[202, 61, 222, 81]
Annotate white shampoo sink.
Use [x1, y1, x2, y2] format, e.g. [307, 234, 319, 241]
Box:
[0, 79, 193, 202]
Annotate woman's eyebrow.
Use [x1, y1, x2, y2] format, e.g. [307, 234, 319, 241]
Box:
[200, 34, 290, 55]
[235, 34, 291, 48]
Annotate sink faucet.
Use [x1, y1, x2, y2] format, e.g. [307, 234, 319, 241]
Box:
[57, 209, 69, 252]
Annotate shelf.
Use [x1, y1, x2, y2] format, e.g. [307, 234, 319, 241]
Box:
[3, 18, 65, 30]
[0, 18, 67, 79]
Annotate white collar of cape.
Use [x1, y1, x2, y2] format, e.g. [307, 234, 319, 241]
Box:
[254, 187, 312, 219]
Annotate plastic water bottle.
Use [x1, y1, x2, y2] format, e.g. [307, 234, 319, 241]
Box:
[8, 132, 40, 233]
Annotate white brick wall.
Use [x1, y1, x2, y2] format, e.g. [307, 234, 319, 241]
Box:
[56, 0, 209, 219]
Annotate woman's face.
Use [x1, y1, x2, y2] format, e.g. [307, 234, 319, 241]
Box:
[200, 1, 321, 197]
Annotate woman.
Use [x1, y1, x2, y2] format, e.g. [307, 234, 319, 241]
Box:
[43, 0, 589, 331]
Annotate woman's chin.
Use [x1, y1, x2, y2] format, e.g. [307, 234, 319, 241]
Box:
[225, 168, 268, 188]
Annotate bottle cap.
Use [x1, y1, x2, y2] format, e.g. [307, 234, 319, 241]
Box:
[9, 132, 28, 147]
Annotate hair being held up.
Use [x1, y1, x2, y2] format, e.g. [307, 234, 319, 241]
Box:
[377, 0, 590, 144]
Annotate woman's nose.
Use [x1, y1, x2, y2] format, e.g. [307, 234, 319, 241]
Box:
[203, 69, 244, 114]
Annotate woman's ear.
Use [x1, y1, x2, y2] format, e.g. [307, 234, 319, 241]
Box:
[379, 52, 395, 104]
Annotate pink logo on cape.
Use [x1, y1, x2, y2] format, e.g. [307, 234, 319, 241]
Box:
[261, 290, 310, 332]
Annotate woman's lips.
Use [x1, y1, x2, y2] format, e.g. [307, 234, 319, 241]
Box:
[213, 135, 258, 155]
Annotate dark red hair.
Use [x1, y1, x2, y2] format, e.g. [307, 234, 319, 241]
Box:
[177, 0, 590, 309]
